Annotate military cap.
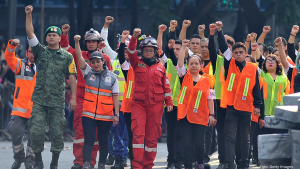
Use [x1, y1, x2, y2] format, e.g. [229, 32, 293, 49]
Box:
[44, 26, 62, 37]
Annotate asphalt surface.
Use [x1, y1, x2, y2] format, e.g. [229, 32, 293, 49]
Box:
[0, 141, 264, 169]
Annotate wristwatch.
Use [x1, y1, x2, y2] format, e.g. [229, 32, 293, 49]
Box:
[114, 114, 119, 117]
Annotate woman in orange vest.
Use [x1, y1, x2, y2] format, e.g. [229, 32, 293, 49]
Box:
[177, 39, 215, 169]
[74, 35, 119, 169]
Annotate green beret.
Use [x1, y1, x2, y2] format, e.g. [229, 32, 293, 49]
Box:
[44, 26, 61, 37]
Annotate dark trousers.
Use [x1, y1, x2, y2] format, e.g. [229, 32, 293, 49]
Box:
[225, 106, 251, 167]
[82, 117, 112, 164]
[179, 117, 206, 168]
[216, 100, 226, 163]
[236, 121, 257, 167]
[165, 106, 183, 164]
[124, 112, 133, 161]
[252, 122, 261, 161]
[204, 125, 213, 163]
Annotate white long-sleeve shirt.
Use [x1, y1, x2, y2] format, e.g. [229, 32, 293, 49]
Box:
[100, 27, 118, 61]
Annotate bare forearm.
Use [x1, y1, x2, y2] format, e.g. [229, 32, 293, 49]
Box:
[245, 41, 250, 53]
[69, 75, 77, 99]
[208, 99, 214, 115]
[26, 14, 35, 39]
[157, 32, 163, 51]
[104, 23, 110, 29]
[113, 96, 119, 114]
[178, 47, 185, 69]
[199, 31, 205, 39]
[288, 35, 296, 44]
[179, 28, 187, 40]
[75, 41, 86, 70]
[257, 33, 267, 44]
[279, 46, 289, 69]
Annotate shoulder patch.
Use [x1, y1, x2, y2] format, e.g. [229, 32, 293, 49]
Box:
[138, 62, 146, 68]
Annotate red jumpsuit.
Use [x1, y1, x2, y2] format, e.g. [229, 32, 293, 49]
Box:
[128, 37, 173, 169]
[61, 34, 112, 167]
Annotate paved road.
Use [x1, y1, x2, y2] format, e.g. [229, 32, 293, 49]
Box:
[0, 141, 261, 169]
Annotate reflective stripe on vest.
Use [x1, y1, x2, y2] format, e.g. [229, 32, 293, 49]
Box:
[6, 46, 16, 53]
[227, 73, 236, 91]
[15, 75, 34, 81]
[12, 107, 27, 113]
[112, 59, 125, 100]
[85, 88, 112, 97]
[243, 78, 250, 96]
[82, 111, 114, 120]
[178, 86, 187, 104]
[126, 81, 133, 98]
[194, 91, 203, 109]
[13, 59, 20, 73]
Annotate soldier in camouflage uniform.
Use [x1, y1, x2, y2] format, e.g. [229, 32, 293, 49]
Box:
[25, 5, 77, 169]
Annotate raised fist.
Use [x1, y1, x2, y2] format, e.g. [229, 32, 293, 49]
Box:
[133, 28, 141, 38]
[168, 39, 175, 49]
[263, 26, 271, 34]
[198, 24, 205, 32]
[291, 25, 299, 35]
[158, 24, 167, 32]
[74, 35, 81, 42]
[246, 34, 251, 42]
[182, 20, 191, 28]
[209, 23, 216, 31]
[62, 24, 70, 35]
[122, 30, 130, 40]
[250, 33, 257, 41]
[105, 16, 114, 24]
[170, 20, 178, 29]
[11, 39, 20, 46]
[275, 37, 282, 44]
[99, 41, 106, 49]
[182, 39, 189, 47]
[25, 5, 33, 15]
[215, 21, 223, 30]
[251, 43, 258, 51]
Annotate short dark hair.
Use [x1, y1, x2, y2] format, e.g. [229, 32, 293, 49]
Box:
[174, 40, 182, 45]
[262, 54, 283, 75]
[273, 37, 287, 47]
[245, 55, 256, 63]
[271, 49, 279, 54]
[232, 42, 246, 52]
[26, 44, 30, 51]
[187, 54, 204, 64]
[258, 43, 267, 53]
[189, 34, 201, 41]
[227, 39, 235, 46]
[267, 46, 274, 54]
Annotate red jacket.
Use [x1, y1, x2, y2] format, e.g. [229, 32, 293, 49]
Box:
[60, 34, 112, 90]
[127, 37, 173, 107]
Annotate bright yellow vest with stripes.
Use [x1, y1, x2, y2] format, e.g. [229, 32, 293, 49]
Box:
[112, 59, 125, 101]
[166, 59, 182, 106]
[214, 55, 224, 99]
[261, 71, 287, 116]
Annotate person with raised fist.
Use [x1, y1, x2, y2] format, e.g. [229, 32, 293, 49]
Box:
[5, 38, 36, 169]
[177, 39, 215, 169]
[25, 5, 77, 169]
[128, 28, 173, 169]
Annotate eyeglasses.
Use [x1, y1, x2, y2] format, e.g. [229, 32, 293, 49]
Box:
[143, 50, 154, 53]
[27, 50, 33, 53]
[266, 59, 276, 63]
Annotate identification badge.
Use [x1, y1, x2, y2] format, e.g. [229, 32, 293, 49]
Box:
[114, 70, 120, 76]
[26, 66, 31, 72]
[105, 76, 112, 83]
[115, 64, 120, 69]
[242, 96, 246, 101]
[193, 109, 198, 113]
[138, 62, 146, 68]
[89, 74, 96, 81]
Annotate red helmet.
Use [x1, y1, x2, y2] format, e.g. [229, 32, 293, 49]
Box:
[84, 28, 101, 41]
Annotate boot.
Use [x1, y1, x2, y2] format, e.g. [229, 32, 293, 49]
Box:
[216, 163, 227, 169]
[226, 162, 236, 169]
[106, 153, 114, 165]
[122, 160, 127, 167]
[98, 163, 105, 169]
[50, 165, 57, 169]
[110, 157, 124, 169]
[175, 162, 184, 169]
[71, 163, 83, 169]
[33, 161, 44, 169]
[11, 160, 22, 169]
[166, 162, 175, 169]
[82, 161, 91, 169]
[196, 164, 204, 169]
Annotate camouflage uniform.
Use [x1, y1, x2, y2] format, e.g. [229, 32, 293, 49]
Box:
[28, 39, 77, 153]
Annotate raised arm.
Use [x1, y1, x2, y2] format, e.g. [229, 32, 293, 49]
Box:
[251, 43, 259, 62]
[119, 30, 130, 65]
[157, 24, 167, 52]
[127, 28, 141, 68]
[5, 39, 22, 74]
[245, 34, 251, 53]
[25, 5, 35, 39]
[74, 35, 87, 70]
[288, 25, 299, 62]
[198, 24, 205, 39]
[257, 26, 271, 44]
[178, 39, 189, 70]
[179, 20, 191, 40]
[276, 37, 289, 69]
[169, 20, 178, 40]
[101, 16, 118, 60]
[209, 23, 217, 74]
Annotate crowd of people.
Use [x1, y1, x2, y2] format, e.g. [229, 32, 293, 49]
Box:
[3, 4, 300, 169]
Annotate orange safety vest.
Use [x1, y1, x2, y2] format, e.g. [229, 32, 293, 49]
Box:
[252, 77, 264, 123]
[287, 57, 295, 66]
[290, 67, 297, 94]
[82, 69, 117, 121]
[5, 40, 36, 119]
[120, 67, 134, 113]
[177, 72, 215, 126]
[220, 58, 257, 112]
[202, 62, 211, 74]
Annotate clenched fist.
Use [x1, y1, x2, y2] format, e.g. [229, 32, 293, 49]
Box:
[182, 39, 189, 47]
[291, 25, 299, 35]
[11, 39, 20, 46]
[215, 21, 223, 31]
[170, 20, 178, 30]
[158, 24, 167, 33]
[25, 5, 33, 15]
[133, 28, 141, 38]
[209, 23, 216, 35]
[246, 34, 251, 42]
[105, 16, 114, 24]
[262, 26, 271, 34]
[121, 30, 130, 42]
[168, 39, 175, 49]
[62, 24, 70, 35]
[251, 43, 258, 51]
[74, 35, 81, 42]
[182, 20, 191, 28]
[250, 33, 257, 42]
[198, 24, 205, 32]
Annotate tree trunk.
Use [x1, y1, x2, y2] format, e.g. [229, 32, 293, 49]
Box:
[130, 0, 139, 34]
[77, 0, 94, 47]
[176, 0, 188, 18]
[187, 0, 216, 38]
[68, 0, 76, 47]
[233, 8, 247, 42]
